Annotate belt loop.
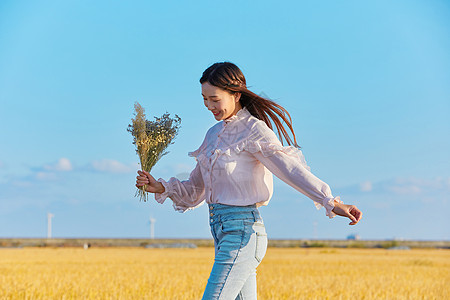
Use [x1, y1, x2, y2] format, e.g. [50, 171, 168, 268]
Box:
[252, 211, 257, 222]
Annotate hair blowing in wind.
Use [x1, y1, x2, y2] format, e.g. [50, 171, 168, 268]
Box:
[200, 62, 300, 148]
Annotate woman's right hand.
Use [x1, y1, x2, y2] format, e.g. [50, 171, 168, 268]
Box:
[332, 200, 362, 225]
[136, 170, 165, 194]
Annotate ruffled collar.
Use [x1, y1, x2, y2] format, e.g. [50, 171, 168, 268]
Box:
[224, 106, 250, 124]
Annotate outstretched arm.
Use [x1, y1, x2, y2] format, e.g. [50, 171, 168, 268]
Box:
[249, 121, 362, 224]
[253, 150, 362, 224]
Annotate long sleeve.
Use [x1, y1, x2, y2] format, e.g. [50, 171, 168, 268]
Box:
[247, 121, 342, 218]
[253, 151, 341, 218]
[154, 162, 206, 212]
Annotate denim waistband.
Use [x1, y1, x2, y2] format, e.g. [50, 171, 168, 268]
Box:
[208, 203, 262, 225]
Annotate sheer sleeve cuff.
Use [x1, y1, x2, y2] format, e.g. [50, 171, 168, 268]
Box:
[323, 196, 343, 219]
[154, 178, 171, 204]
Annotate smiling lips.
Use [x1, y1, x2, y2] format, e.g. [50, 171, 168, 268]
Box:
[212, 111, 220, 116]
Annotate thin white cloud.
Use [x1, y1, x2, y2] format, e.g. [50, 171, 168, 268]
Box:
[35, 171, 58, 181]
[385, 177, 450, 195]
[174, 163, 195, 174]
[342, 177, 450, 201]
[90, 159, 133, 173]
[43, 158, 73, 172]
[387, 184, 421, 195]
[24, 158, 74, 181]
[359, 181, 372, 192]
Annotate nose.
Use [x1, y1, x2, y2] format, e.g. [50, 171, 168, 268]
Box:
[206, 100, 215, 111]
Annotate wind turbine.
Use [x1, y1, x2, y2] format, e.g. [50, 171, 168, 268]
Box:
[47, 213, 54, 239]
[149, 217, 156, 239]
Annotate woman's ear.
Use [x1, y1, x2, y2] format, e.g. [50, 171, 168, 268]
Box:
[234, 92, 241, 103]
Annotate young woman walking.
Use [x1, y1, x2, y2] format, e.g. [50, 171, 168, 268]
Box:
[136, 62, 362, 299]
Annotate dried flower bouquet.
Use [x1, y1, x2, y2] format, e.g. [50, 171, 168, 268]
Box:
[128, 102, 181, 201]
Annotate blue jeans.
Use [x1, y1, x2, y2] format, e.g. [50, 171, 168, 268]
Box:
[202, 204, 268, 300]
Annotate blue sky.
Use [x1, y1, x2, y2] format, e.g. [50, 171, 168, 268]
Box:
[0, 0, 449, 240]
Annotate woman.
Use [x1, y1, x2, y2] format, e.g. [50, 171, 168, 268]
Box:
[136, 62, 362, 299]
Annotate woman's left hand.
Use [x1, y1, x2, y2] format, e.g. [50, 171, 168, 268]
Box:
[332, 201, 362, 225]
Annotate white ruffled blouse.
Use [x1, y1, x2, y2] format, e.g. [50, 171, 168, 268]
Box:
[155, 107, 342, 218]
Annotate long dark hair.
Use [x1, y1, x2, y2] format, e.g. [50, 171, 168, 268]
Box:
[200, 61, 299, 147]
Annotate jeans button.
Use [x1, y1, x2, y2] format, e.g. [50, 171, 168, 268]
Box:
[210, 213, 214, 217]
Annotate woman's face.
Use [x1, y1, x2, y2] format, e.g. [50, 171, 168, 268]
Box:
[202, 82, 242, 121]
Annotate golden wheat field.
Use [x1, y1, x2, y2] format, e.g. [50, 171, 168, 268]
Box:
[0, 247, 448, 299]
